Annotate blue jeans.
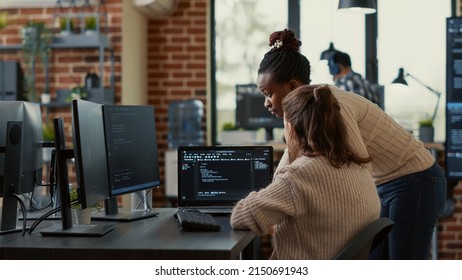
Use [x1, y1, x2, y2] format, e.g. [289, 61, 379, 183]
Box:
[374, 162, 447, 259]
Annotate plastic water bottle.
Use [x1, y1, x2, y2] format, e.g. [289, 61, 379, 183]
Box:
[168, 99, 205, 149]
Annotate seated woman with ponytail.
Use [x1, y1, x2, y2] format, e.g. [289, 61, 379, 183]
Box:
[231, 85, 381, 260]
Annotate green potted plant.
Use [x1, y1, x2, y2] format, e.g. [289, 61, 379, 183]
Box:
[65, 85, 88, 102]
[69, 186, 90, 224]
[42, 120, 54, 162]
[59, 17, 74, 35]
[418, 118, 434, 143]
[69, 186, 101, 224]
[84, 16, 97, 34]
[220, 122, 259, 144]
[42, 122, 54, 141]
[21, 21, 53, 102]
[0, 12, 8, 30]
[222, 122, 239, 131]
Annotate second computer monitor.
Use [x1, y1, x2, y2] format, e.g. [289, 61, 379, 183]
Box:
[103, 105, 161, 197]
[72, 99, 110, 209]
[72, 100, 161, 221]
[235, 84, 283, 141]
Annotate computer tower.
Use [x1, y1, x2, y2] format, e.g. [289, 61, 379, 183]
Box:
[0, 60, 25, 101]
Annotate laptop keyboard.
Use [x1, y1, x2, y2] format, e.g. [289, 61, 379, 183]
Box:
[175, 209, 221, 231]
[187, 206, 233, 214]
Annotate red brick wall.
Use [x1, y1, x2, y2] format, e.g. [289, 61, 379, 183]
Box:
[0, 2, 119, 187]
[438, 180, 462, 259]
[0, 0, 207, 205]
[146, 0, 208, 205]
[0, 0, 123, 150]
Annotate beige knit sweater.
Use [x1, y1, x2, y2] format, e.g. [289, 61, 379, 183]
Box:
[230, 156, 381, 259]
[333, 85, 435, 184]
[276, 85, 435, 185]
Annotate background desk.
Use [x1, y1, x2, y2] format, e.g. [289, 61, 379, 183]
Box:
[0, 208, 255, 260]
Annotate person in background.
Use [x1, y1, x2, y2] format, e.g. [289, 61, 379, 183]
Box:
[231, 85, 380, 259]
[254, 28, 447, 260]
[328, 50, 380, 105]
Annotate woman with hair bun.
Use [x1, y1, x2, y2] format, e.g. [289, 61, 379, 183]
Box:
[231, 84, 380, 260]
[249, 28, 447, 260]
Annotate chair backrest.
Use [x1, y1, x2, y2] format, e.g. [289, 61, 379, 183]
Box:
[333, 217, 394, 260]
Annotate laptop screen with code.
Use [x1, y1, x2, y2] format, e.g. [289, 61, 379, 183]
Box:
[177, 146, 273, 210]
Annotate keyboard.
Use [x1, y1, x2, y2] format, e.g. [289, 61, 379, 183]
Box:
[175, 209, 221, 231]
[183, 206, 233, 215]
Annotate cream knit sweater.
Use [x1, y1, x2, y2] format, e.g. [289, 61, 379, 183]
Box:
[329, 85, 435, 185]
[276, 85, 435, 185]
[231, 156, 381, 260]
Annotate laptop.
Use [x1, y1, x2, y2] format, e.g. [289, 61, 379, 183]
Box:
[177, 146, 274, 214]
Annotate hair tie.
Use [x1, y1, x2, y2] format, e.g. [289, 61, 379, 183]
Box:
[313, 85, 330, 103]
[271, 39, 283, 50]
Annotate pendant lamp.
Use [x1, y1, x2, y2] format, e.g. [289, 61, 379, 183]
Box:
[338, 0, 376, 14]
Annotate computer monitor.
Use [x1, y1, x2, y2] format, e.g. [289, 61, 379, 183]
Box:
[446, 18, 462, 180]
[39, 117, 114, 237]
[0, 101, 42, 234]
[71, 99, 111, 209]
[235, 84, 283, 141]
[92, 103, 161, 221]
[0, 101, 42, 195]
[68, 100, 160, 221]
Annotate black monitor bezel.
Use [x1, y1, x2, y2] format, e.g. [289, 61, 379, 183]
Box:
[102, 105, 161, 197]
[235, 84, 283, 130]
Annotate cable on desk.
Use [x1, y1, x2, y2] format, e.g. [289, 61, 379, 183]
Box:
[29, 149, 57, 211]
[27, 185, 53, 211]
[9, 193, 27, 236]
[28, 199, 78, 235]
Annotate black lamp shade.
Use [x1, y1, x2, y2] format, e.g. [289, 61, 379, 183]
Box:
[392, 68, 408, 85]
[338, 0, 376, 14]
[390, 67, 442, 123]
[320, 42, 336, 60]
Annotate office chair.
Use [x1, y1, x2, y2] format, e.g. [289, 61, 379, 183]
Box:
[333, 217, 394, 260]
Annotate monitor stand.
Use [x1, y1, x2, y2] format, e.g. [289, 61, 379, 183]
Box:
[0, 209, 25, 235]
[92, 190, 159, 222]
[40, 224, 115, 237]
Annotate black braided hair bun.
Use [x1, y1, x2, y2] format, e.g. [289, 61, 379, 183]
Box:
[268, 29, 301, 51]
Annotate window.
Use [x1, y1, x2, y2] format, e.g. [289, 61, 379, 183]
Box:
[377, 0, 450, 142]
[300, 0, 365, 85]
[212, 0, 451, 143]
[300, 0, 450, 141]
[211, 0, 288, 144]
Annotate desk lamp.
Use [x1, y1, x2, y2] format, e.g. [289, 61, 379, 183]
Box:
[338, 0, 376, 14]
[392, 68, 442, 123]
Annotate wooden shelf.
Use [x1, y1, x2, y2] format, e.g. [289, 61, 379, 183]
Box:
[1, 33, 115, 105]
[52, 33, 111, 49]
[0, 34, 111, 51]
[0, 45, 21, 51]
